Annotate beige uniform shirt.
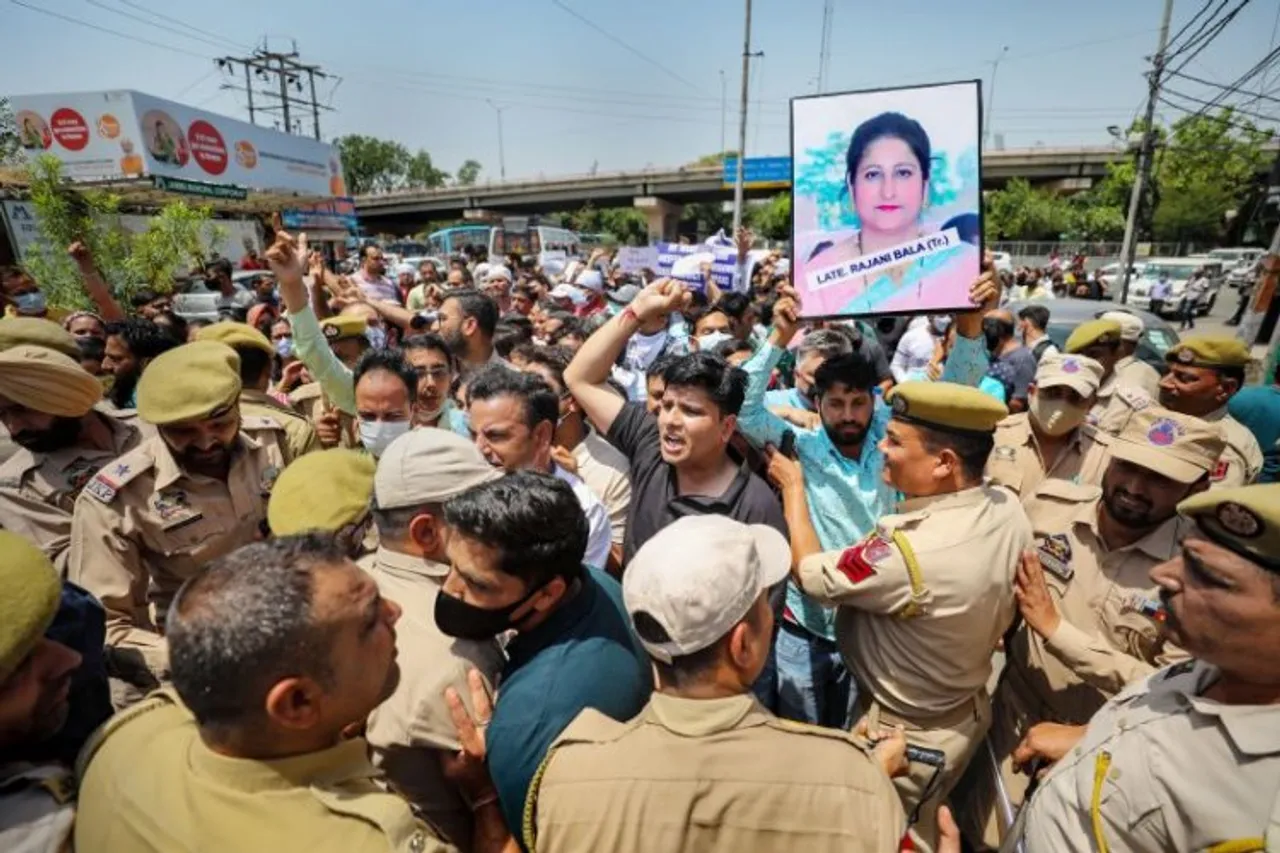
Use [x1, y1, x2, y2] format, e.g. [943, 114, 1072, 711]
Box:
[1022, 660, 1280, 853]
[986, 413, 1095, 502]
[799, 484, 1031, 719]
[571, 430, 632, 546]
[66, 418, 289, 675]
[0, 408, 141, 573]
[1084, 388, 1261, 488]
[1090, 356, 1163, 424]
[74, 689, 455, 853]
[527, 693, 905, 853]
[290, 381, 358, 449]
[0, 762, 75, 853]
[360, 547, 504, 849]
[240, 388, 321, 463]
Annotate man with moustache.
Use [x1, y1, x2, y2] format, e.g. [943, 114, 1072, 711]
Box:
[67, 341, 292, 697]
[0, 345, 144, 571]
[101, 317, 180, 413]
[957, 405, 1222, 848]
[1008, 483, 1280, 852]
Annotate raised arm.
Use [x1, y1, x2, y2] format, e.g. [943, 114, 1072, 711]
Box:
[565, 279, 689, 436]
[68, 241, 127, 321]
[736, 287, 802, 449]
[940, 255, 1001, 387]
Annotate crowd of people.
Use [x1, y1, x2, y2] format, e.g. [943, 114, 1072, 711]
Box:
[0, 213, 1279, 853]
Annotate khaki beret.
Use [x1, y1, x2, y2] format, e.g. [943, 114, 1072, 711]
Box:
[1108, 405, 1225, 485]
[887, 381, 1008, 434]
[0, 317, 79, 358]
[268, 449, 376, 536]
[0, 531, 60, 683]
[1179, 484, 1280, 571]
[196, 321, 274, 358]
[1035, 353, 1105, 398]
[320, 315, 369, 342]
[1064, 319, 1122, 354]
[136, 341, 242, 426]
[1165, 335, 1251, 369]
[0, 345, 103, 417]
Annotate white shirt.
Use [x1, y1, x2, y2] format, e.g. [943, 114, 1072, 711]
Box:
[553, 464, 613, 570]
[571, 431, 632, 547]
[890, 320, 938, 383]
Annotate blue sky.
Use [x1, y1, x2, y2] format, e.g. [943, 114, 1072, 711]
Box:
[4, 0, 1278, 182]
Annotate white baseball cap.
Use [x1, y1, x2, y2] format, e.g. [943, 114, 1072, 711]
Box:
[623, 515, 790, 663]
[1099, 310, 1144, 343]
[374, 429, 501, 510]
[548, 284, 587, 306]
[485, 265, 513, 284]
[576, 269, 604, 293]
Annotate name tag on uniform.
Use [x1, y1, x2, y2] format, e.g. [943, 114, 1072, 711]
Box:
[153, 490, 204, 531]
[1036, 533, 1073, 582]
[992, 445, 1017, 463]
[1121, 593, 1167, 624]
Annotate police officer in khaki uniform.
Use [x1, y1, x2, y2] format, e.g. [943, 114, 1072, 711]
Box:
[67, 341, 291, 691]
[289, 314, 368, 449]
[0, 345, 144, 571]
[1098, 310, 1162, 400]
[527, 514, 909, 853]
[1062, 318, 1126, 427]
[74, 534, 468, 853]
[1087, 336, 1262, 489]
[0, 317, 86, 468]
[1012, 483, 1280, 852]
[987, 353, 1104, 502]
[959, 405, 1223, 848]
[361, 430, 504, 850]
[782, 382, 1033, 853]
[196, 321, 320, 463]
[0, 531, 83, 853]
[267, 447, 378, 557]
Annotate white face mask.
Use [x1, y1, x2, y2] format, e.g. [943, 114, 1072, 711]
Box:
[1029, 395, 1088, 437]
[359, 418, 411, 457]
[697, 331, 733, 352]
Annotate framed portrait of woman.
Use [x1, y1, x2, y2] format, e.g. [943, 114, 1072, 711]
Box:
[790, 80, 983, 320]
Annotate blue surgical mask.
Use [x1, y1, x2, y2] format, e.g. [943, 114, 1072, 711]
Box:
[697, 331, 733, 352]
[12, 291, 46, 315]
[359, 418, 411, 458]
[365, 326, 388, 350]
[274, 337, 295, 358]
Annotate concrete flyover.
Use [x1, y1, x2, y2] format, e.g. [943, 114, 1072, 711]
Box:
[354, 146, 1128, 238]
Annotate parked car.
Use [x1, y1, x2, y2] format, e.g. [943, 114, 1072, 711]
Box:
[1007, 299, 1179, 375]
[1095, 263, 1140, 292]
[1205, 247, 1266, 289]
[172, 270, 268, 322]
[1121, 257, 1224, 318]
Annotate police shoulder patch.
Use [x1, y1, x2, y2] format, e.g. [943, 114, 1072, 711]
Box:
[82, 451, 152, 503]
[241, 413, 286, 432]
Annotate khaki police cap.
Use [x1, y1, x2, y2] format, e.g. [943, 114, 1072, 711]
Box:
[196, 321, 274, 358]
[268, 449, 376, 536]
[1179, 483, 1280, 571]
[1035, 353, 1105, 398]
[321, 314, 368, 342]
[374, 428, 501, 510]
[0, 531, 60, 683]
[1108, 405, 1225, 484]
[1099, 311, 1144, 343]
[0, 316, 79, 358]
[136, 341, 242, 426]
[1165, 335, 1251, 369]
[1064, 319, 1122, 354]
[887, 381, 1008, 434]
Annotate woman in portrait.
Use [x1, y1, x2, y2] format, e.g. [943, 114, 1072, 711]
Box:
[807, 111, 976, 315]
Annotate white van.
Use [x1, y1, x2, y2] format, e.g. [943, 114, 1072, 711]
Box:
[1123, 257, 1225, 317]
[489, 222, 581, 269]
[1206, 247, 1266, 288]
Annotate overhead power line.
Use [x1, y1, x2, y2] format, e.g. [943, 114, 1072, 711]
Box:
[1165, 0, 1230, 58]
[9, 0, 212, 59]
[1166, 0, 1254, 77]
[1166, 68, 1280, 104]
[547, 0, 705, 93]
[81, 0, 243, 52]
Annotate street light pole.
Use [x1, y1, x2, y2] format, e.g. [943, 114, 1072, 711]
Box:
[719, 70, 727, 154]
[1118, 0, 1176, 307]
[486, 100, 507, 181]
[731, 0, 753, 237]
[983, 46, 1009, 150]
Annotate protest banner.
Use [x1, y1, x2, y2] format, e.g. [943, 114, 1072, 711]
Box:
[614, 246, 659, 273]
[656, 243, 737, 291]
[790, 80, 982, 319]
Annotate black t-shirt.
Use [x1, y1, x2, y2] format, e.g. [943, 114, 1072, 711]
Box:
[606, 402, 787, 564]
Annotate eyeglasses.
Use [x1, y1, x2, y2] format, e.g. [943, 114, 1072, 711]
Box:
[414, 366, 451, 380]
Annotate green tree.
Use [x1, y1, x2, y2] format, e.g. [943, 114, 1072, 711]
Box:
[984, 178, 1073, 241]
[0, 97, 19, 165]
[406, 150, 449, 189]
[748, 193, 791, 242]
[680, 201, 731, 239]
[126, 201, 224, 291]
[334, 134, 410, 194]
[688, 151, 739, 168]
[455, 159, 483, 186]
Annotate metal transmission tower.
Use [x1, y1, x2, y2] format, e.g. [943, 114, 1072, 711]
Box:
[816, 0, 834, 93]
[214, 42, 335, 139]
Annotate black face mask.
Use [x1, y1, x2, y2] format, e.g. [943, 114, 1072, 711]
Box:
[982, 318, 1013, 352]
[108, 368, 141, 409]
[433, 585, 540, 640]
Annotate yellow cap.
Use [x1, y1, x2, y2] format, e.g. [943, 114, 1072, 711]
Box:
[268, 449, 376, 536]
[1179, 484, 1280, 571]
[320, 314, 369, 342]
[196, 321, 273, 358]
[0, 531, 60, 683]
[1035, 353, 1105, 398]
[0, 317, 79, 358]
[1165, 335, 1251, 369]
[1064, 319, 1122, 354]
[136, 341, 242, 426]
[887, 381, 1008, 434]
[0, 345, 103, 417]
[1107, 405, 1225, 484]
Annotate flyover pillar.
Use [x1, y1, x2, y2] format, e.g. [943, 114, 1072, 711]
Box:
[634, 197, 682, 243]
